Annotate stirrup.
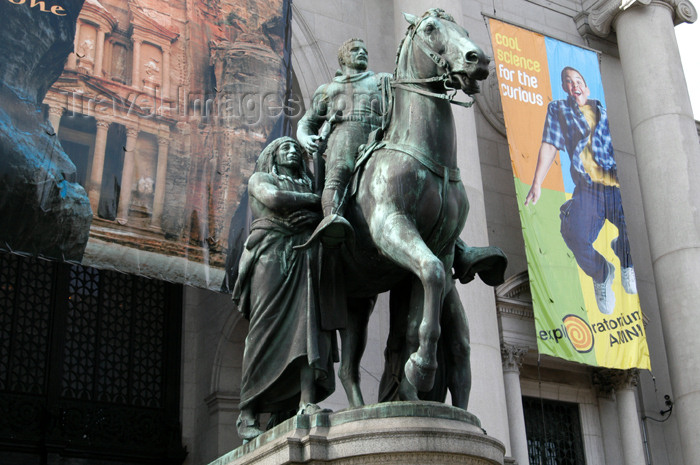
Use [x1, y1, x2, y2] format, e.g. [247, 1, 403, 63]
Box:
[294, 214, 355, 250]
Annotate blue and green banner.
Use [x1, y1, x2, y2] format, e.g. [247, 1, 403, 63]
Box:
[489, 18, 650, 369]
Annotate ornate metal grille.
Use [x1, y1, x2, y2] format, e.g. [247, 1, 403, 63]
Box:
[0, 251, 185, 465]
[523, 396, 586, 465]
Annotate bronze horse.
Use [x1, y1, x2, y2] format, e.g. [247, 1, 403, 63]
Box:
[336, 9, 504, 409]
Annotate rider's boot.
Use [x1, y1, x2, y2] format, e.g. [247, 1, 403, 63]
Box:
[319, 185, 353, 246]
[293, 183, 355, 250]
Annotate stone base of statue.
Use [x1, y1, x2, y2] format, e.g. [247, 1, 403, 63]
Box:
[210, 401, 505, 465]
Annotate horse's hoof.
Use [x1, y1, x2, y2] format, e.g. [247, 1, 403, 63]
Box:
[398, 377, 420, 401]
[404, 353, 437, 392]
[297, 403, 332, 415]
[236, 415, 264, 440]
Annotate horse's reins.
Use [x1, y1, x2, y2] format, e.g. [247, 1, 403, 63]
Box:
[392, 17, 476, 109]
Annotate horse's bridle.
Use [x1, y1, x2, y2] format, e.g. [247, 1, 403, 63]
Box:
[392, 16, 476, 109]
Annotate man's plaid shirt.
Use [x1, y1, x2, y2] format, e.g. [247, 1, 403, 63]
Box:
[541, 96, 617, 185]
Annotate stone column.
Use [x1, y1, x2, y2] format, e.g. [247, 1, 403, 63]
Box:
[615, 4, 700, 463]
[47, 106, 63, 134]
[593, 369, 626, 464]
[88, 119, 110, 213]
[132, 39, 142, 88]
[593, 369, 645, 465]
[501, 343, 529, 465]
[151, 134, 170, 228]
[94, 28, 106, 77]
[578, 1, 700, 462]
[615, 370, 646, 465]
[117, 127, 139, 224]
[162, 45, 171, 99]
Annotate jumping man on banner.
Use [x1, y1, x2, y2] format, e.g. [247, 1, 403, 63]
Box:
[525, 66, 637, 315]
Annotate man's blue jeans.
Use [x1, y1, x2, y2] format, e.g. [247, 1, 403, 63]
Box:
[560, 182, 633, 283]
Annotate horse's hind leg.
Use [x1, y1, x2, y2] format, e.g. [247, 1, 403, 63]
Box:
[371, 212, 447, 392]
[339, 296, 375, 408]
[441, 283, 471, 409]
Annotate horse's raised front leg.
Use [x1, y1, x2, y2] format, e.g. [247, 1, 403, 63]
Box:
[371, 211, 446, 392]
[339, 296, 375, 408]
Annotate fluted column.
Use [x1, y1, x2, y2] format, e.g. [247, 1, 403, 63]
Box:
[94, 28, 105, 77]
[578, 1, 700, 461]
[151, 134, 170, 228]
[47, 106, 63, 134]
[501, 343, 529, 465]
[88, 119, 110, 213]
[131, 39, 142, 88]
[117, 127, 139, 224]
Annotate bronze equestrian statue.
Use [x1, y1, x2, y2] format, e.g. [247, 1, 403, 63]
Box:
[233, 10, 506, 440]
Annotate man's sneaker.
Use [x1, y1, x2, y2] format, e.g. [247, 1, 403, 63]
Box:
[594, 262, 616, 315]
[621, 267, 638, 294]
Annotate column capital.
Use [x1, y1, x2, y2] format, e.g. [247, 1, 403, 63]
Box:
[158, 136, 169, 147]
[125, 127, 139, 138]
[95, 119, 111, 130]
[48, 105, 64, 118]
[501, 342, 528, 373]
[575, 0, 697, 39]
[592, 368, 640, 396]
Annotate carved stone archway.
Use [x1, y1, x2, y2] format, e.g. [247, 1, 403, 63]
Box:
[290, 5, 333, 108]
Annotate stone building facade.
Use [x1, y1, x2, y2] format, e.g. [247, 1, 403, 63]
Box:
[1, 0, 698, 464]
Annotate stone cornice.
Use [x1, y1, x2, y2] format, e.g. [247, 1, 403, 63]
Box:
[576, 0, 697, 39]
[129, 4, 179, 46]
[205, 391, 241, 415]
[81, 0, 118, 31]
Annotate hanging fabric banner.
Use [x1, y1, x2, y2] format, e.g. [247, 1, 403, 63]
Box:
[489, 18, 650, 369]
[0, 0, 294, 292]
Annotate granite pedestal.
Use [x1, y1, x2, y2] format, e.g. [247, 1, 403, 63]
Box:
[210, 401, 505, 465]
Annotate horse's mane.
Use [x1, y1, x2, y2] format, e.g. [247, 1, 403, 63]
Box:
[393, 8, 455, 76]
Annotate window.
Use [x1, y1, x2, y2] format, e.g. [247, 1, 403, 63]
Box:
[0, 251, 185, 465]
[523, 396, 586, 465]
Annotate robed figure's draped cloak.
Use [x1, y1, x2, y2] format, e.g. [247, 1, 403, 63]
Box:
[233, 175, 336, 414]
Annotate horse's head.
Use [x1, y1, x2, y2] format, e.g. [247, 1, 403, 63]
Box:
[399, 9, 490, 95]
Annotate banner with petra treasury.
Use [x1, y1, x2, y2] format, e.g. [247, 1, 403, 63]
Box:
[0, 0, 294, 291]
[489, 18, 650, 369]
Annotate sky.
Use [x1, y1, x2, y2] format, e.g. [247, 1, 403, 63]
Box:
[676, 19, 700, 120]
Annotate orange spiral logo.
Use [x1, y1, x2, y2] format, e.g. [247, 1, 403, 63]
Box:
[563, 314, 594, 353]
